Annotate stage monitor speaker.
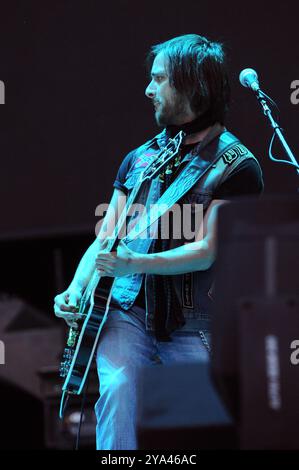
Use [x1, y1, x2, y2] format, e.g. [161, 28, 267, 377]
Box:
[211, 196, 299, 449]
[238, 296, 299, 449]
[137, 362, 237, 450]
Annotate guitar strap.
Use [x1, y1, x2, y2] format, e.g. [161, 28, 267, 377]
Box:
[123, 130, 240, 243]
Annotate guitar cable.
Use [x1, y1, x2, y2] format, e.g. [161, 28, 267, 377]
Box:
[59, 390, 70, 420]
[75, 375, 90, 450]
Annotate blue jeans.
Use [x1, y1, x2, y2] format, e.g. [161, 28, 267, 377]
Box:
[94, 305, 210, 450]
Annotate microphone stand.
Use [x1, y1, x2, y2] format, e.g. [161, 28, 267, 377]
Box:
[254, 88, 299, 177]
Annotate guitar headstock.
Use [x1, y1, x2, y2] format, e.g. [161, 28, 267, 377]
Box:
[139, 130, 185, 183]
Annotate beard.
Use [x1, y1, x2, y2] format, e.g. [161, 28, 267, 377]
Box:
[155, 94, 189, 127]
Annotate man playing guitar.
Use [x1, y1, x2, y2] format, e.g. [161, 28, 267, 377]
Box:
[54, 34, 263, 450]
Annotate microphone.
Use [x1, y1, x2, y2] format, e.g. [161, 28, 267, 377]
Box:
[239, 68, 260, 92]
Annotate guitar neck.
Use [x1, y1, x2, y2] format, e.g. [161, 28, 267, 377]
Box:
[82, 130, 184, 301]
[82, 177, 143, 301]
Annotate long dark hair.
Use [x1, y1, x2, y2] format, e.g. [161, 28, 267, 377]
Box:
[147, 34, 230, 124]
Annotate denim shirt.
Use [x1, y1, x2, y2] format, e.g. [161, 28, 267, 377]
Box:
[111, 123, 263, 333]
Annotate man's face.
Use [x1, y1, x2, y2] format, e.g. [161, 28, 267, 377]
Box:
[145, 51, 195, 127]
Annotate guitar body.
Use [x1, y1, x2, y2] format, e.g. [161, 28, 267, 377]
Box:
[60, 277, 114, 395]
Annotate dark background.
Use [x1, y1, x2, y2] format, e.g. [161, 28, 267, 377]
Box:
[0, 0, 298, 238]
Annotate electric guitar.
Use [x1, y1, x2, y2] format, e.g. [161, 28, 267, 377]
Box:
[59, 131, 185, 418]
